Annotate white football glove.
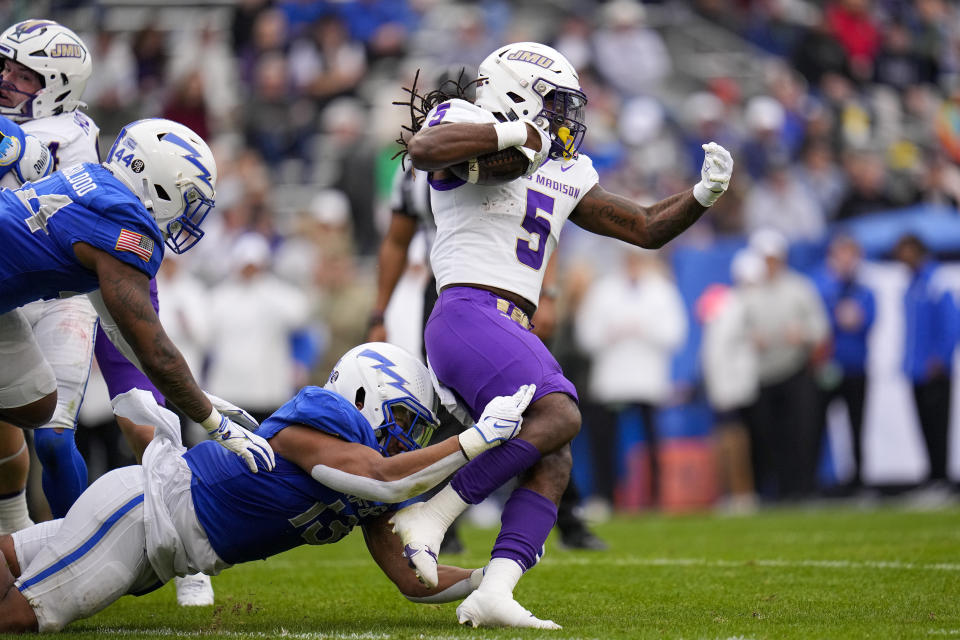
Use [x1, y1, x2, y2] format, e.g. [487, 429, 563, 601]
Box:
[458, 384, 537, 460]
[518, 121, 551, 177]
[204, 391, 261, 431]
[201, 408, 276, 473]
[693, 142, 734, 207]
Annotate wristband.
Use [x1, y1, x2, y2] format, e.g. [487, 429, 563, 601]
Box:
[693, 182, 723, 208]
[201, 406, 224, 433]
[493, 120, 528, 151]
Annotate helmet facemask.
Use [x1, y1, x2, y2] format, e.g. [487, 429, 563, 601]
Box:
[375, 397, 439, 457]
[537, 82, 588, 161]
[163, 181, 215, 254]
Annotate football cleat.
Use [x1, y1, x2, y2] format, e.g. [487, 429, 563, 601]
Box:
[389, 502, 447, 588]
[456, 590, 562, 630]
[174, 573, 214, 606]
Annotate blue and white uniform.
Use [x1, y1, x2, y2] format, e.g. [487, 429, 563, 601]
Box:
[11, 387, 393, 632]
[0, 162, 161, 410]
[0, 108, 104, 440]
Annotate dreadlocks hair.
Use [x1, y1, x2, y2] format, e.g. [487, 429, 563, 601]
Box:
[392, 67, 479, 165]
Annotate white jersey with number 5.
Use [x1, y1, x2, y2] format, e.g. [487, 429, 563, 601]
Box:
[424, 99, 599, 305]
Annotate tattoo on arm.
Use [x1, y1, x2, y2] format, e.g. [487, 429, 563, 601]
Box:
[572, 186, 707, 249]
[98, 262, 208, 421]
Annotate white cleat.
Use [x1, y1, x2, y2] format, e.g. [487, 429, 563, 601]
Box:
[389, 502, 446, 588]
[175, 573, 214, 606]
[456, 590, 562, 630]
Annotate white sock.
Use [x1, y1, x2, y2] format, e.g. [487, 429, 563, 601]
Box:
[0, 490, 33, 535]
[477, 557, 523, 595]
[427, 484, 469, 529]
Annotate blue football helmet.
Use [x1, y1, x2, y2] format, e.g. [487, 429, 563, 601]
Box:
[325, 342, 440, 456]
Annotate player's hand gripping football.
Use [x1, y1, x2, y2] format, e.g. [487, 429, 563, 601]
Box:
[517, 121, 551, 177]
[692, 142, 734, 207]
[201, 394, 276, 473]
[458, 384, 536, 460]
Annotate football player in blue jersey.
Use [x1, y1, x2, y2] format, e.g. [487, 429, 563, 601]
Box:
[0, 117, 274, 475]
[0, 342, 535, 633]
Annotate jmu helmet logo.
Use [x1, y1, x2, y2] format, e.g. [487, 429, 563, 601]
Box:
[50, 43, 82, 58]
[506, 49, 554, 69]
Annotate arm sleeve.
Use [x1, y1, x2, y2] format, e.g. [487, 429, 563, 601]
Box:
[310, 451, 465, 503]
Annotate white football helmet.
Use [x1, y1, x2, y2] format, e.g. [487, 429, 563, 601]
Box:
[475, 42, 587, 160]
[105, 118, 217, 254]
[0, 19, 91, 122]
[325, 342, 440, 456]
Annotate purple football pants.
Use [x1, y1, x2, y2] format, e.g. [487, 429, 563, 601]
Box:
[424, 286, 575, 571]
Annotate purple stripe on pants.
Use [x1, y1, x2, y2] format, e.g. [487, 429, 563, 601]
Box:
[95, 278, 164, 404]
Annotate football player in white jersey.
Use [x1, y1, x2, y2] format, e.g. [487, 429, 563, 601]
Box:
[0, 19, 100, 537]
[388, 42, 734, 629]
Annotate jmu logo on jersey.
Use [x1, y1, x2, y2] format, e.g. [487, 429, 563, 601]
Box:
[506, 49, 554, 68]
[50, 43, 82, 58]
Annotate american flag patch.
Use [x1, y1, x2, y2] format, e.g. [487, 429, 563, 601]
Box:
[115, 229, 155, 262]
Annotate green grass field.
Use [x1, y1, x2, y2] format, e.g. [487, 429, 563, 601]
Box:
[7, 504, 959, 639]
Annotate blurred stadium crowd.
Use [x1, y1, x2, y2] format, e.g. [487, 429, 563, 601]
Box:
[9, 0, 960, 518]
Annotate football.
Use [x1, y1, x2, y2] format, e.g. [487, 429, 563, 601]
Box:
[449, 146, 529, 186]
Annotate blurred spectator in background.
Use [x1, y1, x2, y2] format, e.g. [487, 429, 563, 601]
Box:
[289, 14, 367, 107]
[825, 0, 881, 82]
[576, 248, 688, 511]
[741, 95, 790, 181]
[276, 188, 354, 289]
[162, 70, 210, 141]
[244, 52, 316, 176]
[835, 148, 900, 220]
[743, 153, 827, 242]
[743, 230, 830, 500]
[795, 139, 848, 222]
[593, 0, 671, 97]
[813, 235, 876, 492]
[893, 234, 958, 495]
[206, 233, 311, 423]
[698, 250, 764, 514]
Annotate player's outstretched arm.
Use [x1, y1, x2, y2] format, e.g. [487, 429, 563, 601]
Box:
[570, 142, 733, 249]
[362, 511, 481, 602]
[77, 243, 274, 472]
[77, 242, 211, 421]
[275, 385, 536, 503]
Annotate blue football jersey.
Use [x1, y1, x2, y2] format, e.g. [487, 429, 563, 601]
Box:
[0, 162, 163, 314]
[185, 387, 390, 566]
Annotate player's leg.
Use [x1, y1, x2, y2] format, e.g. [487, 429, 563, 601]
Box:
[0, 310, 58, 430]
[392, 288, 579, 591]
[25, 298, 98, 518]
[13, 466, 159, 632]
[0, 423, 33, 534]
[0, 537, 37, 633]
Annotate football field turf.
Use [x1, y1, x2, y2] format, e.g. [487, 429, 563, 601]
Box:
[8, 503, 958, 639]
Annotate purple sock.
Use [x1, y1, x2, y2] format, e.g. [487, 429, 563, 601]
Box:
[491, 488, 557, 571]
[451, 439, 541, 504]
